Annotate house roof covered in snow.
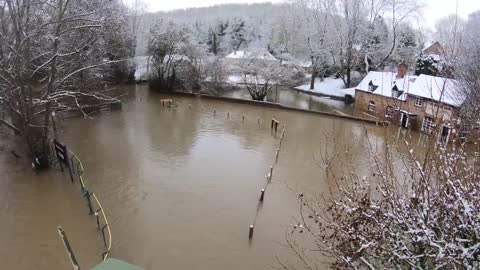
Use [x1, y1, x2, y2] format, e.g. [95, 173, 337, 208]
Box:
[356, 72, 463, 107]
[356, 72, 416, 101]
[225, 49, 277, 61]
[409, 74, 464, 107]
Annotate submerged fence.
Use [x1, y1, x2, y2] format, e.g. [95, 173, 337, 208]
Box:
[162, 101, 288, 240]
[249, 121, 286, 239]
[53, 140, 112, 262]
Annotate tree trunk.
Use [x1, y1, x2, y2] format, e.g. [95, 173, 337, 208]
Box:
[345, 67, 351, 88]
[310, 69, 317, 90]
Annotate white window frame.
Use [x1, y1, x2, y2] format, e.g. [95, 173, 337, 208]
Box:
[368, 101, 376, 112]
[414, 97, 423, 107]
[392, 90, 398, 98]
[385, 106, 394, 118]
[422, 116, 434, 134]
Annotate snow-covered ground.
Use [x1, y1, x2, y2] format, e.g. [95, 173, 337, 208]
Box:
[225, 49, 277, 61]
[294, 77, 355, 98]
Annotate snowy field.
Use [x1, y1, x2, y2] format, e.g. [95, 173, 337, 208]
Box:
[294, 77, 355, 98]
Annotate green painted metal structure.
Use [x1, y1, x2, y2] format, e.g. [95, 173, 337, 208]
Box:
[92, 258, 143, 270]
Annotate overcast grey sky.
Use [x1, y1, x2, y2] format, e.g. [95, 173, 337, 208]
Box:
[142, 0, 480, 29]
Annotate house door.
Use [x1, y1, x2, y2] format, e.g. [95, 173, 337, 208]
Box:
[401, 112, 409, 128]
[440, 126, 451, 143]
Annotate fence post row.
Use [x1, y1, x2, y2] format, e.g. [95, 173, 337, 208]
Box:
[248, 120, 286, 239]
[54, 139, 111, 262]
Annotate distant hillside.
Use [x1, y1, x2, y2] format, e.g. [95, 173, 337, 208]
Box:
[136, 3, 287, 55]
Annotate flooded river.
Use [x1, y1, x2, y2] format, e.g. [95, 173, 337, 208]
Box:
[224, 87, 354, 115]
[1, 84, 420, 269]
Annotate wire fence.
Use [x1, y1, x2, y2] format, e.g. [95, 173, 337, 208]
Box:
[53, 140, 112, 261]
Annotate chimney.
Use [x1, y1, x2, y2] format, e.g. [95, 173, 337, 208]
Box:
[396, 63, 408, 79]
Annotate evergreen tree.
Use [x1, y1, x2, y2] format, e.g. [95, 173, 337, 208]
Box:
[229, 17, 246, 52]
[415, 54, 440, 76]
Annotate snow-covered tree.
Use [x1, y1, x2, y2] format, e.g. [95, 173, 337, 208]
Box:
[282, 131, 480, 269]
[237, 54, 285, 101]
[391, 23, 418, 67]
[0, 0, 131, 168]
[147, 20, 189, 91]
[362, 15, 389, 72]
[415, 54, 442, 76]
[434, 14, 465, 61]
[229, 17, 247, 53]
[204, 56, 228, 96]
[207, 20, 229, 55]
[455, 11, 480, 130]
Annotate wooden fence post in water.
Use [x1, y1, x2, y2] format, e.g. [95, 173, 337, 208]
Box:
[260, 189, 265, 202]
[269, 166, 273, 181]
[242, 115, 246, 122]
[275, 148, 280, 161]
[57, 226, 81, 270]
[249, 225, 254, 239]
[84, 191, 94, 215]
[95, 211, 100, 228]
[101, 225, 108, 248]
[214, 109, 216, 116]
[271, 119, 279, 132]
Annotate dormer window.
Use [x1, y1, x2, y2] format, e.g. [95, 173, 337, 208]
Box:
[391, 85, 403, 98]
[368, 81, 378, 92]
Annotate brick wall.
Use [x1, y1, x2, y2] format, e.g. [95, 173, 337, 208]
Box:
[354, 90, 458, 131]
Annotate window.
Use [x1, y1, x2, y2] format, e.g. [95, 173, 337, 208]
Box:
[392, 90, 399, 98]
[368, 81, 377, 92]
[368, 101, 376, 112]
[385, 106, 394, 118]
[422, 116, 434, 134]
[414, 97, 423, 107]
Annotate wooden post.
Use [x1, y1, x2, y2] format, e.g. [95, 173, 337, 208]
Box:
[57, 226, 81, 270]
[84, 191, 94, 215]
[260, 189, 265, 201]
[101, 225, 108, 248]
[242, 115, 246, 122]
[249, 225, 254, 239]
[275, 148, 280, 160]
[269, 166, 273, 180]
[214, 109, 216, 116]
[271, 119, 279, 132]
[95, 211, 100, 229]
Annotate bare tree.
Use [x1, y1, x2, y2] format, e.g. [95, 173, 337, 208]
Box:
[237, 54, 286, 101]
[0, 0, 131, 168]
[282, 128, 480, 269]
[455, 11, 480, 131]
[147, 20, 189, 91]
[434, 15, 465, 61]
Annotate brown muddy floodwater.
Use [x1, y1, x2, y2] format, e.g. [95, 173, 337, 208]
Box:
[0, 84, 425, 270]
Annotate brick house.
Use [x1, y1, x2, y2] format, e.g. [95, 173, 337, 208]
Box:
[353, 65, 465, 142]
[422, 41, 445, 58]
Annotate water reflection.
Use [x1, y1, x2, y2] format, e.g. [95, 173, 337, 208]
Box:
[224, 87, 354, 115]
